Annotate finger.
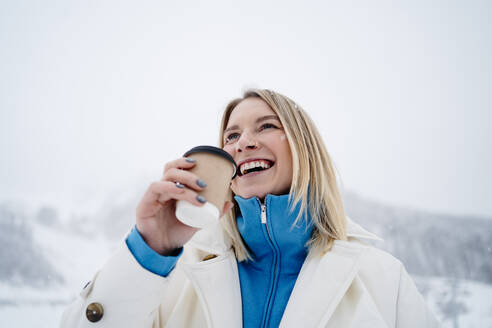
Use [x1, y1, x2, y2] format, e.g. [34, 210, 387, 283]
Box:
[163, 157, 197, 175]
[162, 168, 208, 192]
[159, 186, 208, 207]
[147, 180, 186, 204]
[220, 201, 234, 218]
[137, 181, 186, 218]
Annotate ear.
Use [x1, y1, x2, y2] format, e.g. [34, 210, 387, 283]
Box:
[220, 201, 234, 218]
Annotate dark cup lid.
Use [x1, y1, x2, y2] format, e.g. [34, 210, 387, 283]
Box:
[183, 145, 237, 179]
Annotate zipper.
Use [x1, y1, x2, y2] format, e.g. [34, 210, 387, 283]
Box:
[261, 201, 275, 275]
[261, 203, 267, 224]
[257, 197, 280, 328]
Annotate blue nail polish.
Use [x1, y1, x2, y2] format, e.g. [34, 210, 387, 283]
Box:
[186, 158, 196, 163]
[175, 182, 185, 189]
[196, 179, 207, 188]
[196, 195, 207, 203]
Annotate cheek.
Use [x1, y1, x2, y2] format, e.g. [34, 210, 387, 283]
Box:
[222, 145, 234, 157]
[278, 135, 293, 175]
[277, 134, 292, 159]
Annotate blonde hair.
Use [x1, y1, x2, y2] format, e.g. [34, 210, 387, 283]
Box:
[219, 89, 347, 261]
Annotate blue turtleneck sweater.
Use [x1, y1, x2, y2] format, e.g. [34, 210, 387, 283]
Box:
[126, 194, 313, 328]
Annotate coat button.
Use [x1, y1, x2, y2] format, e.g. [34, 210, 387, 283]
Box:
[202, 254, 217, 261]
[86, 302, 104, 322]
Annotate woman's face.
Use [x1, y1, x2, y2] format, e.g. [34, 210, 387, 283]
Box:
[223, 97, 293, 199]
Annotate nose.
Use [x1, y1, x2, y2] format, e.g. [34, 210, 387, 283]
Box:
[235, 132, 258, 153]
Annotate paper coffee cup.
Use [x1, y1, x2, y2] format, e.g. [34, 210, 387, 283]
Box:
[175, 146, 237, 229]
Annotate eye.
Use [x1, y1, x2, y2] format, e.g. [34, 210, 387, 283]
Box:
[225, 132, 240, 144]
[259, 123, 278, 131]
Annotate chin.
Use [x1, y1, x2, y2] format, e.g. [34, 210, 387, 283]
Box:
[233, 186, 291, 200]
[232, 187, 268, 200]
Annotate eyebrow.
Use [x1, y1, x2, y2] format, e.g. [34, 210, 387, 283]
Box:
[224, 115, 280, 134]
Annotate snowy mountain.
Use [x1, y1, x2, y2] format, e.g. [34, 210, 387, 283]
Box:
[344, 191, 492, 284]
[0, 204, 63, 289]
[0, 191, 491, 327]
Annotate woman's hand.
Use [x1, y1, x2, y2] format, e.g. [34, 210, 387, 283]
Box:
[136, 157, 234, 255]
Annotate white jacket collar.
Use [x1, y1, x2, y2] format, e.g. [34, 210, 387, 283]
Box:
[346, 216, 384, 242]
[188, 216, 382, 255]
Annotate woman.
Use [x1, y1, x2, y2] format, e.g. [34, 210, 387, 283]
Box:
[61, 89, 439, 327]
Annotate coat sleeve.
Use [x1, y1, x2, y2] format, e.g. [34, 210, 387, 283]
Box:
[395, 265, 441, 328]
[59, 242, 182, 328]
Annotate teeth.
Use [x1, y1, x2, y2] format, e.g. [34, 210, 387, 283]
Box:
[240, 160, 272, 175]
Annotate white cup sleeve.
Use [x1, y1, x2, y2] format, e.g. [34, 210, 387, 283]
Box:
[175, 200, 220, 229]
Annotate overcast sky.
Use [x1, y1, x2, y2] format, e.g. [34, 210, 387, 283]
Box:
[1, 0, 491, 218]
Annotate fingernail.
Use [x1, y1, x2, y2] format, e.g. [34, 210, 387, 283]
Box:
[196, 179, 207, 188]
[175, 182, 185, 189]
[196, 195, 207, 203]
[186, 158, 196, 163]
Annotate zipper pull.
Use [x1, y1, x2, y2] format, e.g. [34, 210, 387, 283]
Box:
[261, 204, 267, 224]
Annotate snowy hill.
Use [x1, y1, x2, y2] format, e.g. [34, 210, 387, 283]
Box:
[0, 191, 491, 327]
[344, 191, 492, 284]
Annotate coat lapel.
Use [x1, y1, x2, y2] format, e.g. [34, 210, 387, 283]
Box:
[180, 250, 242, 328]
[280, 218, 382, 327]
[280, 240, 368, 327]
[179, 222, 242, 328]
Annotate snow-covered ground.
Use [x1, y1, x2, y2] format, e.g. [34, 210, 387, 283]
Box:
[415, 276, 492, 327]
[0, 214, 114, 328]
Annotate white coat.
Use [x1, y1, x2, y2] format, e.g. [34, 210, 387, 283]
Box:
[60, 218, 440, 327]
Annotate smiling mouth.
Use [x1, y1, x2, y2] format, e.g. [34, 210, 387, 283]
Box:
[238, 159, 275, 177]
